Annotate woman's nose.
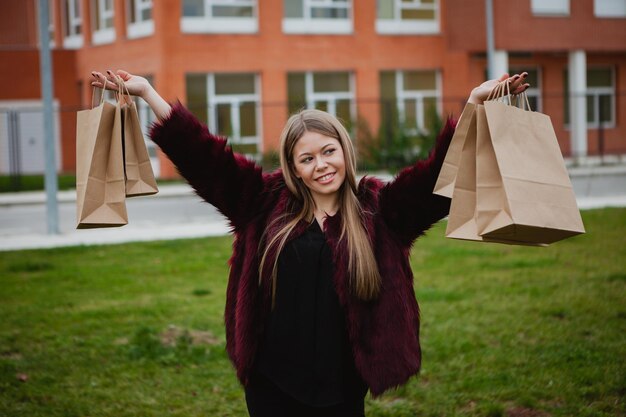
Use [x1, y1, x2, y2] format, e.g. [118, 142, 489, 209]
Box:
[315, 157, 328, 170]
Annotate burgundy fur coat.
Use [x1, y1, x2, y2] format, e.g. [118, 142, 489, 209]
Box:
[150, 103, 455, 396]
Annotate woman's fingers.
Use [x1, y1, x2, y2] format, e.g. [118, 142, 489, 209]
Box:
[506, 72, 529, 94]
[89, 70, 120, 91]
[116, 69, 131, 81]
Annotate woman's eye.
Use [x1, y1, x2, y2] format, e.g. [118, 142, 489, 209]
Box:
[300, 157, 313, 163]
[324, 148, 335, 155]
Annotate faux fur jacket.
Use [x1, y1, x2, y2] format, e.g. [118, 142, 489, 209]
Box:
[150, 103, 455, 396]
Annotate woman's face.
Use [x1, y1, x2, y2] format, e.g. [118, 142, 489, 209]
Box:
[292, 131, 346, 202]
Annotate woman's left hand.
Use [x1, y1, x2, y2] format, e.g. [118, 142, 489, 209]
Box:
[468, 72, 530, 105]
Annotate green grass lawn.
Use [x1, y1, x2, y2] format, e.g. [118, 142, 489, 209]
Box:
[0, 208, 624, 417]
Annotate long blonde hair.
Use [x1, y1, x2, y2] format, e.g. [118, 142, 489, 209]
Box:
[259, 109, 381, 303]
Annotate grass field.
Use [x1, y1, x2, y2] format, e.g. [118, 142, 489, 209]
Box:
[0, 208, 624, 417]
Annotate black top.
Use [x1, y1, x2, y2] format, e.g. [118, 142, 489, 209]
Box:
[256, 219, 366, 407]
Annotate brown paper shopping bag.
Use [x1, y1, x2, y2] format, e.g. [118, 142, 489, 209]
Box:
[117, 78, 158, 197]
[444, 107, 484, 241]
[76, 88, 128, 229]
[444, 94, 547, 246]
[475, 86, 585, 244]
[433, 102, 476, 198]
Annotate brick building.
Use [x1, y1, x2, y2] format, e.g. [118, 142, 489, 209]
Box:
[1, 0, 625, 178]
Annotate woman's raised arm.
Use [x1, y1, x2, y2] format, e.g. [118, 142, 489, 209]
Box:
[90, 69, 267, 230]
[378, 73, 530, 246]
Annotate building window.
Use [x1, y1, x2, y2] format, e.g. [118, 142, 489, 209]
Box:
[283, 0, 352, 34]
[380, 70, 441, 134]
[47, 0, 56, 47]
[92, 0, 115, 45]
[531, 0, 570, 16]
[181, 0, 258, 34]
[127, 0, 154, 39]
[376, 0, 439, 35]
[594, 0, 626, 17]
[63, 0, 83, 48]
[564, 67, 616, 128]
[287, 71, 355, 125]
[509, 68, 542, 112]
[186, 73, 262, 156]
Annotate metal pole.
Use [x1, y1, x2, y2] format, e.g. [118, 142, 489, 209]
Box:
[485, 0, 496, 80]
[37, 0, 60, 234]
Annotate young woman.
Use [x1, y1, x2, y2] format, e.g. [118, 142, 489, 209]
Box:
[91, 70, 529, 417]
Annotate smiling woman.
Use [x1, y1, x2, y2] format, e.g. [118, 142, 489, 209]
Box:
[89, 69, 529, 417]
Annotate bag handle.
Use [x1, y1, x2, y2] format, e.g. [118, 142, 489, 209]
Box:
[90, 86, 108, 109]
[115, 75, 134, 105]
[487, 80, 532, 111]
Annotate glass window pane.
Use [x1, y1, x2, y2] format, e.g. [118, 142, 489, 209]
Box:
[599, 94, 612, 123]
[401, 8, 435, 20]
[94, 0, 101, 29]
[315, 101, 328, 112]
[215, 74, 255, 95]
[311, 7, 348, 18]
[313, 72, 350, 93]
[378, 0, 394, 19]
[288, 73, 306, 113]
[586, 95, 595, 123]
[404, 71, 436, 91]
[588, 68, 612, 88]
[404, 99, 417, 130]
[423, 96, 438, 130]
[212, 6, 253, 17]
[217, 103, 233, 136]
[141, 8, 152, 20]
[336, 99, 351, 124]
[240, 102, 257, 136]
[284, 0, 304, 18]
[183, 0, 204, 16]
[185, 74, 208, 123]
[129, 0, 136, 22]
[527, 96, 539, 112]
[380, 71, 396, 100]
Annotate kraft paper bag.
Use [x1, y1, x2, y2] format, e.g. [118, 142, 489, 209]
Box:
[444, 107, 484, 242]
[445, 99, 547, 246]
[433, 102, 476, 198]
[76, 88, 128, 229]
[121, 101, 159, 197]
[476, 90, 585, 244]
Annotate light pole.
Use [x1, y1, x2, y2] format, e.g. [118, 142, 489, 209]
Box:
[38, 0, 60, 234]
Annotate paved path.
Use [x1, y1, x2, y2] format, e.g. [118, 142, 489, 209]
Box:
[1, 166, 625, 252]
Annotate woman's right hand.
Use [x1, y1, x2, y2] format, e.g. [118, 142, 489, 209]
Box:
[90, 69, 151, 99]
[91, 69, 172, 120]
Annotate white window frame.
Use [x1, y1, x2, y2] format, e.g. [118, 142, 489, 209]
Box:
[92, 0, 116, 45]
[127, 0, 154, 39]
[283, 0, 353, 34]
[594, 0, 626, 17]
[393, 70, 441, 135]
[299, 72, 356, 121]
[181, 0, 258, 34]
[587, 67, 616, 128]
[376, 0, 439, 35]
[63, 0, 83, 49]
[564, 67, 616, 129]
[207, 73, 263, 154]
[531, 0, 570, 16]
